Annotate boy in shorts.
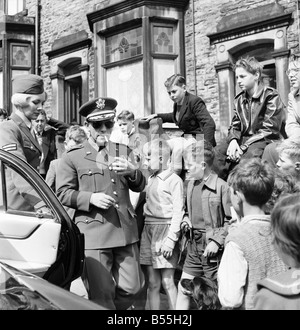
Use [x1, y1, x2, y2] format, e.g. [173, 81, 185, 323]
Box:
[176, 140, 232, 310]
[140, 139, 185, 310]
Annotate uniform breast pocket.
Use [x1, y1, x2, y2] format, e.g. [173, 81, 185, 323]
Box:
[23, 139, 39, 162]
[78, 168, 105, 191]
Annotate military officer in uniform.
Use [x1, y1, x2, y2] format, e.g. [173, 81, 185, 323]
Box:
[56, 97, 146, 310]
[0, 74, 48, 212]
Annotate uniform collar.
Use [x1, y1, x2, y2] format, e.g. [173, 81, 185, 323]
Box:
[15, 109, 32, 129]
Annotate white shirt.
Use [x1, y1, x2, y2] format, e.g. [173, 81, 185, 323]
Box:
[217, 215, 269, 309]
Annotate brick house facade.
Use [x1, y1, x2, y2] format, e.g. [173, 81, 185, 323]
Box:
[1, 0, 300, 142]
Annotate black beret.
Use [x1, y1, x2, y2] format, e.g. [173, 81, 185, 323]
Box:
[79, 97, 117, 122]
[12, 74, 44, 95]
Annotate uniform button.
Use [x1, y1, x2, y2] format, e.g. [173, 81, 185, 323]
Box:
[113, 191, 118, 196]
[111, 179, 116, 183]
[85, 219, 89, 223]
[88, 170, 92, 176]
[115, 204, 119, 209]
[109, 166, 113, 171]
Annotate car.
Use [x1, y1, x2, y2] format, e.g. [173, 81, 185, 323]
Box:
[0, 149, 104, 309]
[0, 261, 105, 310]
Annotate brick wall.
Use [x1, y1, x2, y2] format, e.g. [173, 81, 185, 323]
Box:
[24, 0, 300, 137]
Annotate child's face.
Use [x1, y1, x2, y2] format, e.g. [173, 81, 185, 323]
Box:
[118, 119, 134, 135]
[236, 67, 258, 92]
[166, 84, 186, 105]
[229, 187, 242, 217]
[287, 65, 300, 91]
[277, 151, 298, 176]
[186, 161, 206, 181]
[143, 150, 160, 175]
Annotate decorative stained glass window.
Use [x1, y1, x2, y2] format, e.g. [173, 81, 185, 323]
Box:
[105, 27, 143, 64]
[11, 45, 30, 67]
[153, 26, 174, 54]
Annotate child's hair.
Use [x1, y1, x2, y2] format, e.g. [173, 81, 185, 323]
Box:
[0, 108, 8, 118]
[164, 74, 186, 89]
[276, 136, 300, 163]
[65, 125, 87, 144]
[180, 277, 221, 310]
[227, 158, 275, 207]
[271, 193, 300, 266]
[235, 56, 264, 79]
[143, 138, 171, 170]
[183, 139, 214, 168]
[117, 110, 135, 122]
[264, 171, 300, 214]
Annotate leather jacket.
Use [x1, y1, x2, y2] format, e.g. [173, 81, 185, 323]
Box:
[227, 84, 285, 147]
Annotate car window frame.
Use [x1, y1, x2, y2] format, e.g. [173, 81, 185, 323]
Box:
[0, 149, 82, 288]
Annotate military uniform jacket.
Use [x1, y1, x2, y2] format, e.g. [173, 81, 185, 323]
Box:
[56, 140, 146, 249]
[0, 113, 44, 211]
[0, 113, 42, 169]
[157, 92, 216, 147]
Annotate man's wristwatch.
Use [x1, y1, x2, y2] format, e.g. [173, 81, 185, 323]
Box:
[240, 144, 248, 153]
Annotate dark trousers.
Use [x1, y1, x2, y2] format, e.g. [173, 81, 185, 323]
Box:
[212, 138, 269, 181]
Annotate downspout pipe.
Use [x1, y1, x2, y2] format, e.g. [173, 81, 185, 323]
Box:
[35, 0, 39, 75]
[192, 0, 197, 95]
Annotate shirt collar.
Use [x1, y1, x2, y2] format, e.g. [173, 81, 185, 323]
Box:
[241, 214, 271, 224]
[241, 83, 264, 104]
[201, 172, 219, 190]
[88, 137, 99, 151]
[15, 109, 32, 129]
[150, 168, 173, 181]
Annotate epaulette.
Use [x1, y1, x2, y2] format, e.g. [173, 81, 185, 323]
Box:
[67, 144, 84, 153]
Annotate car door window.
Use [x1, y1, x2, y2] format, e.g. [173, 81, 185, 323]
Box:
[1, 162, 54, 217]
[0, 160, 61, 275]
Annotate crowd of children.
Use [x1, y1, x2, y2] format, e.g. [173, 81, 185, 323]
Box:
[40, 54, 300, 310]
[109, 54, 300, 311]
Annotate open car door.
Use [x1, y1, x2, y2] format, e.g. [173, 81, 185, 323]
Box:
[0, 150, 84, 289]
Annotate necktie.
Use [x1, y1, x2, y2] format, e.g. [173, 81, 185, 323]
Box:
[30, 126, 39, 144]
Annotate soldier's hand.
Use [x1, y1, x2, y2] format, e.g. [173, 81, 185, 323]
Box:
[90, 193, 116, 210]
[111, 156, 137, 177]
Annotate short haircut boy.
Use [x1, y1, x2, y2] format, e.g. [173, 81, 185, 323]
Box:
[227, 158, 275, 208]
[234, 56, 264, 79]
[276, 136, 300, 163]
[143, 138, 171, 171]
[117, 110, 135, 122]
[65, 125, 87, 144]
[164, 74, 186, 89]
[183, 139, 214, 170]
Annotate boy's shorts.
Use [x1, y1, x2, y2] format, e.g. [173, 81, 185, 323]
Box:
[140, 223, 179, 269]
[183, 230, 222, 280]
